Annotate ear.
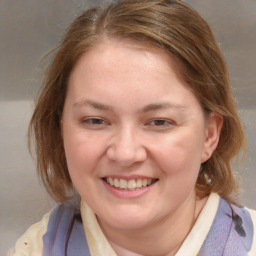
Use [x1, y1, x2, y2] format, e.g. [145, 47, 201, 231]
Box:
[201, 112, 223, 163]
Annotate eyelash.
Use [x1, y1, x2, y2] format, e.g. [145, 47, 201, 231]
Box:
[80, 117, 174, 130]
[146, 119, 174, 128]
[81, 117, 109, 128]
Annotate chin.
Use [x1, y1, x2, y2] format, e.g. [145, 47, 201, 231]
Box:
[99, 206, 156, 231]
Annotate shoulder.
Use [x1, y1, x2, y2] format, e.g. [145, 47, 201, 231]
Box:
[8, 201, 79, 256]
[8, 212, 50, 256]
[247, 208, 256, 255]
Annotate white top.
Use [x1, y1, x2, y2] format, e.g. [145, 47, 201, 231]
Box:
[8, 193, 256, 256]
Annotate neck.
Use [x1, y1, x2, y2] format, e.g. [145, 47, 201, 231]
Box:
[98, 194, 208, 256]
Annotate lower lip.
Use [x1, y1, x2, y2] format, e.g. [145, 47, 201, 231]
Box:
[102, 180, 157, 199]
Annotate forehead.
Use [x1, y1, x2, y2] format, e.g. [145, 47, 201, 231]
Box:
[65, 39, 202, 116]
[69, 38, 185, 86]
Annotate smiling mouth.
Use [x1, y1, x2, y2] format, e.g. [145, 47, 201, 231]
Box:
[103, 177, 158, 190]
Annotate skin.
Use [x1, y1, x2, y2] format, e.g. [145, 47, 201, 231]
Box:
[62, 39, 222, 256]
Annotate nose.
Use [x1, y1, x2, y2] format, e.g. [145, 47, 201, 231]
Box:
[106, 126, 147, 167]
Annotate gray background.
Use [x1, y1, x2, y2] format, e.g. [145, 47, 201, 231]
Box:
[1, 0, 255, 254]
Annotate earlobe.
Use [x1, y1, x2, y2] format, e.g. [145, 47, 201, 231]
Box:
[201, 112, 223, 163]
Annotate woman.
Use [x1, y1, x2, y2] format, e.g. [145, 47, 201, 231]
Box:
[9, 0, 256, 255]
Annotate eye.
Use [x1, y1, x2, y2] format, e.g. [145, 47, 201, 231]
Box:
[81, 117, 109, 128]
[146, 119, 174, 129]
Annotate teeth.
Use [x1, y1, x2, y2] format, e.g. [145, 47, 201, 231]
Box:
[128, 180, 137, 190]
[120, 179, 127, 189]
[109, 177, 114, 186]
[106, 178, 155, 190]
[142, 179, 148, 187]
[114, 178, 119, 188]
[137, 179, 142, 188]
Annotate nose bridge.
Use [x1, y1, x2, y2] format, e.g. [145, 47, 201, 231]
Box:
[107, 124, 146, 166]
[118, 125, 137, 154]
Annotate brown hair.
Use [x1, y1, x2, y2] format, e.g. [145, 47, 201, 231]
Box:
[29, 0, 246, 204]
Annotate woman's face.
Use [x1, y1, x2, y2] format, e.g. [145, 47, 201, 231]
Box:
[62, 40, 220, 231]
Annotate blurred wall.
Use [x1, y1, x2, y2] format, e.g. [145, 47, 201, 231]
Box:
[1, 0, 255, 254]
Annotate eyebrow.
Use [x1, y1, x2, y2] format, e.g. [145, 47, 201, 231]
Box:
[73, 99, 187, 112]
[73, 100, 113, 111]
[142, 103, 187, 112]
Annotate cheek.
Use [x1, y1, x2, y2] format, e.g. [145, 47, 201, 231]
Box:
[150, 133, 203, 187]
[63, 128, 105, 177]
[147, 137, 202, 212]
[154, 135, 202, 168]
[63, 133, 107, 201]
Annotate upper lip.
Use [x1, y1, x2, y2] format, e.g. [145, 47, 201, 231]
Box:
[102, 175, 157, 180]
